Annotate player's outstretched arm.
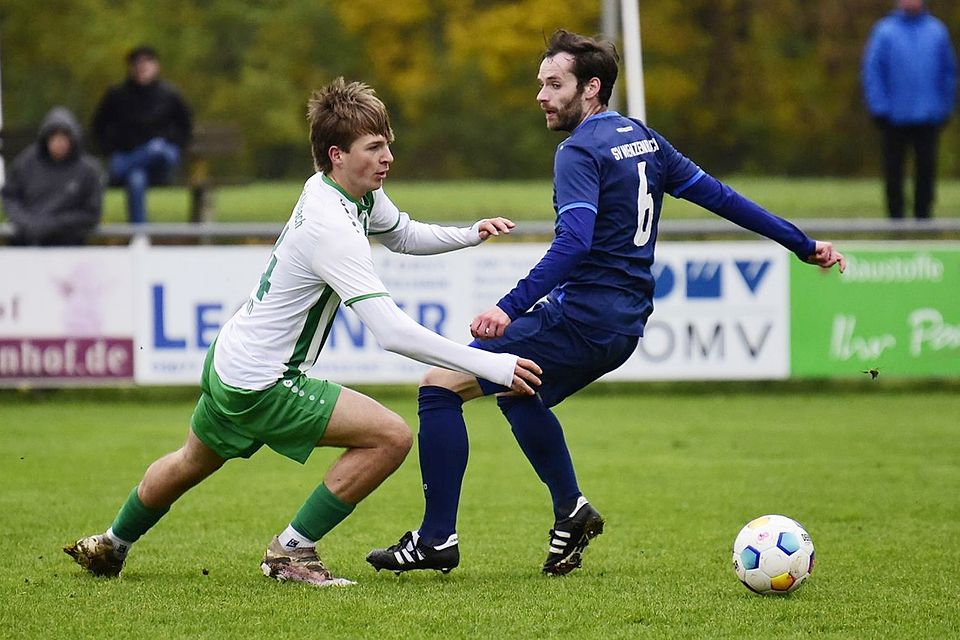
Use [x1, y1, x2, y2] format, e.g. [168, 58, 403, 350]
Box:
[376, 213, 515, 255]
[679, 174, 819, 260]
[677, 174, 845, 273]
[806, 240, 846, 272]
[350, 295, 541, 393]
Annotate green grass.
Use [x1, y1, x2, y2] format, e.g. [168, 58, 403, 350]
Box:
[2, 383, 958, 639]
[101, 177, 960, 224]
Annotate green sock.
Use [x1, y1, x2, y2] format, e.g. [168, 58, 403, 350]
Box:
[111, 485, 170, 543]
[290, 483, 355, 541]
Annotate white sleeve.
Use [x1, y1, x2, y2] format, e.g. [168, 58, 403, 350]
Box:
[374, 213, 483, 255]
[367, 187, 482, 255]
[349, 296, 518, 387]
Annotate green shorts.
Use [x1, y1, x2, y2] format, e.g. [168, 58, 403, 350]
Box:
[190, 344, 342, 464]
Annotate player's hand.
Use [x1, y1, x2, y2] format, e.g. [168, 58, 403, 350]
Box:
[475, 217, 515, 241]
[808, 240, 846, 273]
[510, 357, 543, 395]
[471, 305, 511, 339]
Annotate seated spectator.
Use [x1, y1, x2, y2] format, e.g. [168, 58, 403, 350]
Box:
[92, 45, 193, 224]
[1, 106, 105, 246]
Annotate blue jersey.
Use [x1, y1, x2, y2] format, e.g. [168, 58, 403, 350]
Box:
[495, 111, 814, 337]
[551, 111, 701, 335]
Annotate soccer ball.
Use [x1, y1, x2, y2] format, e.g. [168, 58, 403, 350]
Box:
[731, 514, 814, 595]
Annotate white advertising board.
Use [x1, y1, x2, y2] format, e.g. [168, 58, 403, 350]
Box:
[0, 248, 135, 385]
[605, 242, 790, 380]
[133, 245, 271, 384]
[0, 241, 790, 386]
[132, 243, 539, 385]
[311, 241, 790, 383]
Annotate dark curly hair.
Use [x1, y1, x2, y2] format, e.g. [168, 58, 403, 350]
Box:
[543, 30, 620, 106]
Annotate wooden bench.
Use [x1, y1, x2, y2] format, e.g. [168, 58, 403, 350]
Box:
[185, 122, 245, 223]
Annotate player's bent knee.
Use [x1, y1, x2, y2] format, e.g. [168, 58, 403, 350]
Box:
[420, 367, 479, 398]
[420, 367, 452, 389]
[380, 416, 413, 463]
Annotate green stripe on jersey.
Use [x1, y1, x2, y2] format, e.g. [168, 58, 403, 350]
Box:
[284, 287, 337, 377]
[321, 174, 373, 211]
[321, 174, 384, 234]
[367, 213, 401, 235]
[321, 174, 360, 203]
[344, 292, 390, 307]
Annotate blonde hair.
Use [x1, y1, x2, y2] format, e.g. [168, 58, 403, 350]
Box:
[307, 77, 394, 173]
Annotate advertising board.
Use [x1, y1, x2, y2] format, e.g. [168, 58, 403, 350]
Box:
[605, 242, 790, 380]
[790, 243, 960, 378]
[0, 248, 135, 385]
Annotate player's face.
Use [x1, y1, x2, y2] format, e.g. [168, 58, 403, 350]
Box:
[331, 133, 393, 198]
[537, 54, 585, 132]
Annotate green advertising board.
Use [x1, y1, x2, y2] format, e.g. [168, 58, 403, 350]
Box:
[791, 243, 960, 378]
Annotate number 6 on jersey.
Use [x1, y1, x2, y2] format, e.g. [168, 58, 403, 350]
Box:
[634, 161, 654, 247]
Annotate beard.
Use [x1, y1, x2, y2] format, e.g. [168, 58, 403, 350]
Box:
[549, 91, 585, 132]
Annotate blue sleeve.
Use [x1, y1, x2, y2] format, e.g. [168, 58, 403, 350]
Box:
[678, 173, 816, 260]
[861, 24, 889, 117]
[650, 130, 704, 195]
[553, 142, 600, 216]
[941, 28, 958, 117]
[496, 207, 594, 319]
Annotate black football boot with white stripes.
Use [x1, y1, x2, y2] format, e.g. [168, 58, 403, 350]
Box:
[366, 530, 460, 575]
[542, 496, 605, 575]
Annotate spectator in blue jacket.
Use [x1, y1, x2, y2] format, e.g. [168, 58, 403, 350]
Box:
[862, 0, 958, 219]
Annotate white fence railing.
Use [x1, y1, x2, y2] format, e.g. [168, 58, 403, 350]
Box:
[3, 217, 960, 244]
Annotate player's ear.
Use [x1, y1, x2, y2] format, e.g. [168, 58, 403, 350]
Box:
[584, 77, 601, 101]
[328, 145, 343, 167]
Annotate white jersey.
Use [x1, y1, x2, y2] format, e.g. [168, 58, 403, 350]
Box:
[214, 173, 403, 389]
[213, 172, 517, 391]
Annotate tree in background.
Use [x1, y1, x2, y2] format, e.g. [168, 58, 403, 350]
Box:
[1, 0, 956, 179]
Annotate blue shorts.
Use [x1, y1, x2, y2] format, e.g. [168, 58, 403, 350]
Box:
[473, 300, 639, 407]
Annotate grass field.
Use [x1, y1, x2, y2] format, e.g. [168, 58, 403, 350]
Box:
[2, 383, 958, 639]
[99, 177, 960, 224]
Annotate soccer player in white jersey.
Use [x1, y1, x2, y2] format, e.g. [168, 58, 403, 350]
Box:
[65, 77, 542, 587]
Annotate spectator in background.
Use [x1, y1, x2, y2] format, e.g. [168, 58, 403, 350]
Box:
[92, 45, 193, 224]
[1, 106, 104, 246]
[862, 0, 958, 220]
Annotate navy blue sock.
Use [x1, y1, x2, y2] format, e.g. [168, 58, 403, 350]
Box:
[417, 386, 468, 544]
[498, 395, 581, 520]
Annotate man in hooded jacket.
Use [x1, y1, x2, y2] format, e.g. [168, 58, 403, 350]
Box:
[2, 106, 105, 246]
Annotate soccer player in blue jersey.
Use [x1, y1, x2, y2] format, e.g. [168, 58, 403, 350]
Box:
[367, 29, 846, 576]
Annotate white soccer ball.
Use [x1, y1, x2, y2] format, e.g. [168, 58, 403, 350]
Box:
[731, 514, 815, 595]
